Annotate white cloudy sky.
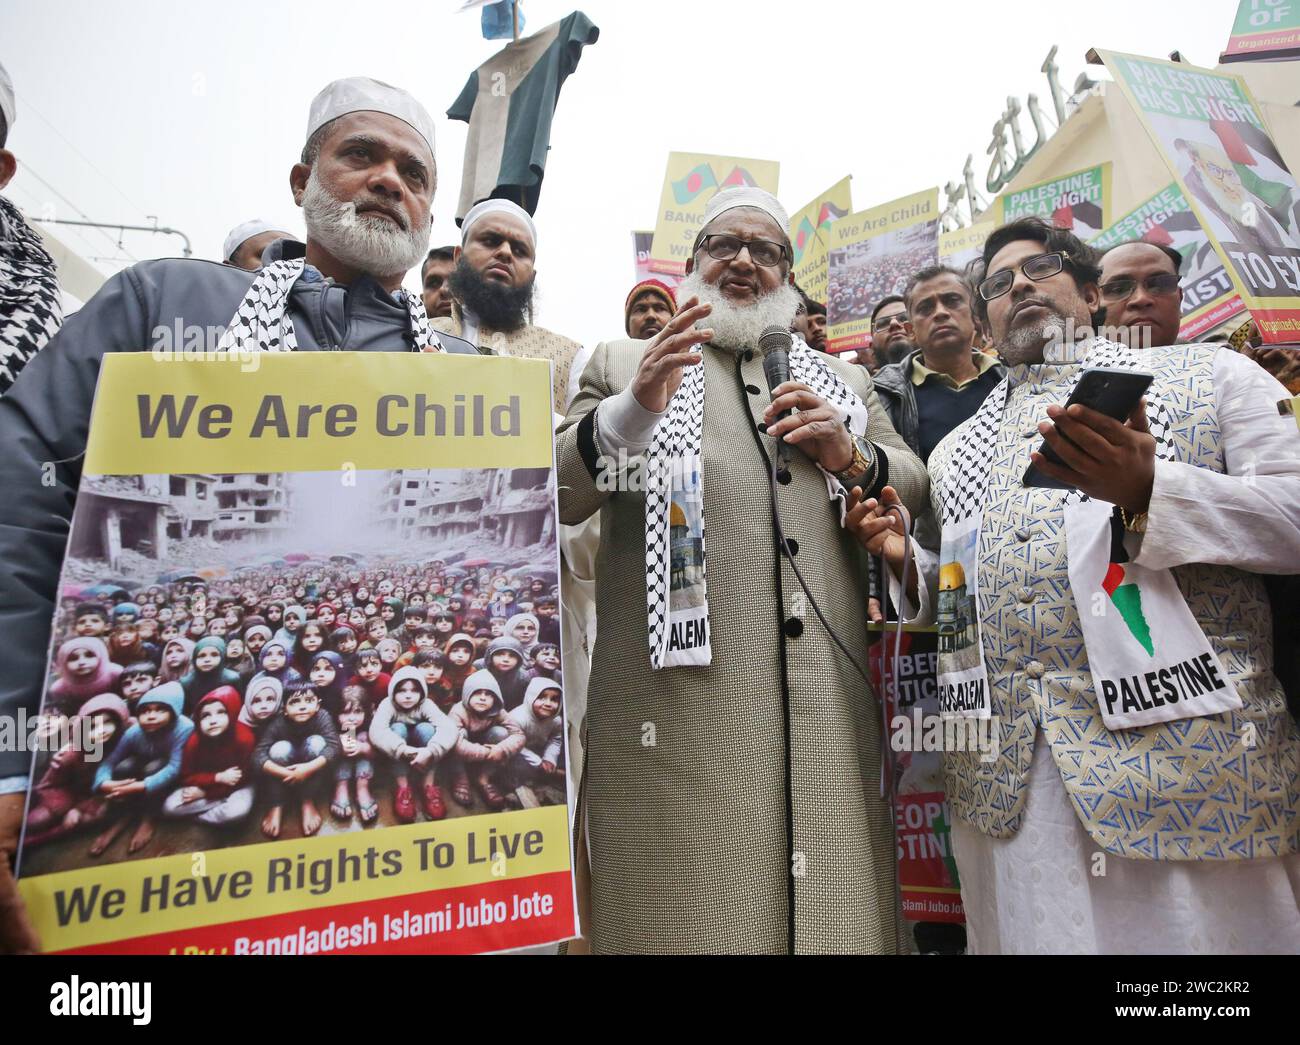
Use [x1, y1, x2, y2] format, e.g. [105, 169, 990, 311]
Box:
[1, 1, 1236, 349]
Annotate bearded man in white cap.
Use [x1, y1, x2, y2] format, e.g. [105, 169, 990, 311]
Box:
[431, 197, 583, 411]
[0, 76, 478, 953]
[555, 186, 929, 953]
[0, 58, 62, 396]
[221, 218, 300, 271]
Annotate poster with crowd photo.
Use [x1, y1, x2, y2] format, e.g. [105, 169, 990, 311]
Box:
[825, 188, 940, 353]
[867, 625, 964, 928]
[1100, 50, 1300, 344]
[631, 231, 682, 291]
[647, 151, 780, 277]
[789, 176, 854, 306]
[938, 221, 995, 277]
[1220, 0, 1300, 63]
[16, 352, 578, 954]
[1090, 183, 1247, 341]
[997, 163, 1112, 240]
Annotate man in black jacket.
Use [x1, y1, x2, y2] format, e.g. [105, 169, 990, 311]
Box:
[872, 265, 1004, 463]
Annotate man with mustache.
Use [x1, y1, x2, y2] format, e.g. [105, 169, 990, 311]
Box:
[419, 245, 457, 319]
[0, 76, 476, 952]
[623, 278, 675, 341]
[430, 198, 583, 412]
[1097, 240, 1185, 350]
[869, 295, 913, 369]
[873, 265, 1003, 464]
[555, 186, 928, 953]
[857, 217, 1300, 955]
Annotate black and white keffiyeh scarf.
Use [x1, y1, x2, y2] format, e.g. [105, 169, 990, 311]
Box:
[0, 195, 63, 394]
[216, 258, 442, 354]
[928, 338, 1243, 731]
[936, 338, 1172, 525]
[643, 336, 868, 669]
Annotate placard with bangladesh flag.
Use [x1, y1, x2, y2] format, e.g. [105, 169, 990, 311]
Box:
[1090, 183, 1247, 340]
[1099, 49, 1300, 344]
[648, 152, 780, 277]
[789, 176, 853, 305]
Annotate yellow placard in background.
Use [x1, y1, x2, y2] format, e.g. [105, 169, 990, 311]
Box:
[647, 151, 780, 277]
[84, 352, 555, 476]
[789, 176, 854, 305]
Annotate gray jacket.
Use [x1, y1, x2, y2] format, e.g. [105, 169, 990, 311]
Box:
[0, 240, 476, 777]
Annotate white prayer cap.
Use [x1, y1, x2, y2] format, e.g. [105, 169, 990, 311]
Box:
[460, 198, 537, 249]
[699, 186, 790, 238]
[305, 76, 435, 161]
[222, 218, 294, 262]
[0, 59, 15, 142]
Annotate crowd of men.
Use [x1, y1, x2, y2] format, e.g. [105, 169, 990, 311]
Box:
[0, 60, 1298, 957]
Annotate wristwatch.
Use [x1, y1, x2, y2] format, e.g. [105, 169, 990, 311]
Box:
[835, 433, 877, 492]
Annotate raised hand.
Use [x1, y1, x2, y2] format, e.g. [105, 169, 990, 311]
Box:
[629, 296, 713, 413]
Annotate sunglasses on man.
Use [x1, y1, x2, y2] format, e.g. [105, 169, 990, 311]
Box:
[1099, 273, 1181, 303]
[872, 312, 909, 332]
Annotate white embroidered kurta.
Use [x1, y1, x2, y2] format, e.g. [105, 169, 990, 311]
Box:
[896, 341, 1300, 953]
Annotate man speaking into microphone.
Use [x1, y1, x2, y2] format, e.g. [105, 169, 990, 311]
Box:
[556, 187, 928, 953]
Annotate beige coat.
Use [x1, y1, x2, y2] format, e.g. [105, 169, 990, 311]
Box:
[556, 338, 929, 953]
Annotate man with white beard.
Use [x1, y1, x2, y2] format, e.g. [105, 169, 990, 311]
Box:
[555, 187, 929, 953]
[0, 77, 476, 952]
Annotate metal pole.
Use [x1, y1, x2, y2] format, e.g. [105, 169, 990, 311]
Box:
[31, 216, 194, 258]
[512, 0, 520, 41]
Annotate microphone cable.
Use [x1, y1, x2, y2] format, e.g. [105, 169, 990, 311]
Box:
[760, 437, 913, 805]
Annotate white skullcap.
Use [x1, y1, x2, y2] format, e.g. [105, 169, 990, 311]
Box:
[699, 186, 790, 238]
[306, 76, 435, 160]
[460, 198, 537, 248]
[0, 59, 14, 141]
[222, 218, 294, 262]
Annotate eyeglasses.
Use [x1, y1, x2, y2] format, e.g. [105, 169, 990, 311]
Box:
[1099, 273, 1181, 303]
[977, 251, 1068, 302]
[872, 312, 909, 332]
[697, 234, 789, 268]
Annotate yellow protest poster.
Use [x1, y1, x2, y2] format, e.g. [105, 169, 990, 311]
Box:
[648, 151, 780, 276]
[938, 221, 995, 274]
[789, 176, 854, 304]
[826, 188, 940, 352]
[17, 352, 577, 954]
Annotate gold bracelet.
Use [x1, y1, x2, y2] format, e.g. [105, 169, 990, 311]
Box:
[1118, 506, 1148, 533]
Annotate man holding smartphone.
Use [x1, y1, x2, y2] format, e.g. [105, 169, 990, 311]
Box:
[846, 216, 1300, 955]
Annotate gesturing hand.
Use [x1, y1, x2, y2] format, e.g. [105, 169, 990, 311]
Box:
[629, 296, 713, 413]
[763, 381, 854, 472]
[844, 485, 909, 565]
[1031, 398, 1156, 513]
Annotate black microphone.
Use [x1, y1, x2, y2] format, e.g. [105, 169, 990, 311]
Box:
[760, 325, 793, 471]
